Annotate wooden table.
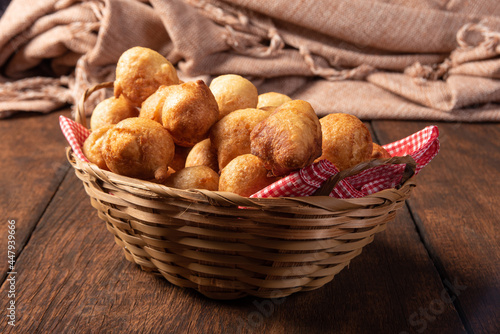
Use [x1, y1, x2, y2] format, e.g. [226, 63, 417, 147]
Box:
[0, 110, 498, 333]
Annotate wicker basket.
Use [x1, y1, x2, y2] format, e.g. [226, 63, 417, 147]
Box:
[68, 82, 417, 300]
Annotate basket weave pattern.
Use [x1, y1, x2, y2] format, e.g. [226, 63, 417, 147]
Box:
[68, 149, 415, 300]
[68, 82, 417, 299]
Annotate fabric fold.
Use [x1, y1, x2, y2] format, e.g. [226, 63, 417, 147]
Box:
[1, 0, 500, 121]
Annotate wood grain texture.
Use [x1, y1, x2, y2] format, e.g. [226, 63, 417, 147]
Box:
[0, 158, 464, 333]
[372, 121, 500, 334]
[0, 111, 71, 281]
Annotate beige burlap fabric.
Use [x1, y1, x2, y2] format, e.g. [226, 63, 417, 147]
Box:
[1, 0, 500, 121]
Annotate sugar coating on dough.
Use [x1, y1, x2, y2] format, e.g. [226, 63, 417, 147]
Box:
[209, 74, 258, 120]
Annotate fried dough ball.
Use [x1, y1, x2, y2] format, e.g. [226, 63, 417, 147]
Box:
[185, 138, 218, 172]
[102, 117, 175, 182]
[257, 92, 292, 109]
[371, 143, 391, 160]
[139, 85, 170, 123]
[259, 106, 277, 112]
[316, 113, 373, 171]
[90, 95, 138, 131]
[210, 108, 272, 170]
[114, 46, 179, 106]
[209, 74, 258, 119]
[161, 80, 219, 147]
[82, 125, 113, 170]
[164, 166, 219, 191]
[219, 154, 279, 197]
[250, 100, 322, 176]
[170, 145, 191, 172]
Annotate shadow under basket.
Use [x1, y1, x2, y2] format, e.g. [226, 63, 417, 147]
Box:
[68, 82, 417, 300]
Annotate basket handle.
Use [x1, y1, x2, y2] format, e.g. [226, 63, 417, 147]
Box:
[312, 155, 417, 196]
[75, 81, 115, 129]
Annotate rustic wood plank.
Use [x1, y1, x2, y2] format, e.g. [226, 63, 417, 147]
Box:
[372, 121, 500, 334]
[0, 153, 465, 333]
[0, 110, 72, 281]
[261, 207, 465, 334]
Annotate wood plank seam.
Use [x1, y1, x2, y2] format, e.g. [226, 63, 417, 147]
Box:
[370, 121, 471, 333]
[405, 200, 473, 334]
[0, 166, 72, 287]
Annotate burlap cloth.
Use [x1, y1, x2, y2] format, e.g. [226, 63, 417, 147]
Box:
[1, 0, 500, 121]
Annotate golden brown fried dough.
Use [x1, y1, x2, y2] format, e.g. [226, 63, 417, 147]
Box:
[219, 154, 278, 197]
[258, 106, 277, 112]
[139, 85, 170, 123]
[114, 46, 179, 106]
[102, 117, 175, 182]
[371, 143, 391, 159]
[257, 92, 292, 109]
[161, 80, 219, 147]
[185, 138, 218, 172]
[316, 113, 373, 171]
[170, 145, 191, 172]
[90, 95, 138, 131]
[210, 108, 272, 170]
[82, 125, 113, 170]
[209, 74, 258, 119]
[164, 166, 219, 191]
[250, 100, 322, 176]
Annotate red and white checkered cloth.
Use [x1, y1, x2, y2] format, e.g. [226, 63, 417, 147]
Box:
[60, 116, 91, 162]
[252, 125, 439, 198]
[60, 115, 439, 199]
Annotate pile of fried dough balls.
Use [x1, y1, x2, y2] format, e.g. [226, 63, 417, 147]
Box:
[83, 47, 391, 197]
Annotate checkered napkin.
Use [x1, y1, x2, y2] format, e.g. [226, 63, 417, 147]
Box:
[59, 115, 439, 199]
[60, 116, 91, 162]
[251, 125, 439, 198]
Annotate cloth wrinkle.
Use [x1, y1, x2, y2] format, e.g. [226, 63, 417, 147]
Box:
[1, 0, 500, 121]
[186, 0, 285, 57]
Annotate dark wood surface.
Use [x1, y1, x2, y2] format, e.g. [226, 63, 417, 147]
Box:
[1, 110, 498, 333]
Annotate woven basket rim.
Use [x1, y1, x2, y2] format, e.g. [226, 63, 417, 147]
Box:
[67, 147, 417, 209]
